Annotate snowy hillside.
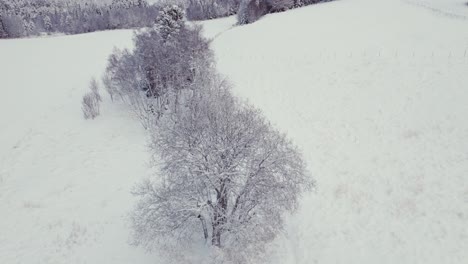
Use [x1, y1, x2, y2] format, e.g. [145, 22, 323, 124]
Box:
[1, 0, 467, 263]
[405, 0, 468, 19]
[210, 0, 468, 263]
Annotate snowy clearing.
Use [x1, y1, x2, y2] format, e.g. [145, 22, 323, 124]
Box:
[1, 0, 467, 263]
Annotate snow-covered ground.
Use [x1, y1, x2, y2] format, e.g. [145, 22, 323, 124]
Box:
[405, 0, 468, 19]
[1, 0, 467, 263]
[0, 30, 159, 264]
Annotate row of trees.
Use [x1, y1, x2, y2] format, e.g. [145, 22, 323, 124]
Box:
[101, 5, 312, 263]
[0, 0, 335, 39]
[238, 0, 333, 24]
[173, 0, 332, 23]
[185, 0, 241, 20]
[0, 0, 160, 38]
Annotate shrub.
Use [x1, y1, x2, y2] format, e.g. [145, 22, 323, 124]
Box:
[89, 78, 102, 103]
[82, 92, 100, 120]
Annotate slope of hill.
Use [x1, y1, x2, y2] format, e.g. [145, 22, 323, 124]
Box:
[210, 0, 468, 263]
[405, 0, 468, 19]
[0, 0, 467, 263]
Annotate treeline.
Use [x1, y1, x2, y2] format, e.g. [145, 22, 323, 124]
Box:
[185, 0, 241, 20]
[238, 0, 334, 24]
[0, 0, 336, 39]
[0, 0, 160, 38]
[181, 0, 334, 22]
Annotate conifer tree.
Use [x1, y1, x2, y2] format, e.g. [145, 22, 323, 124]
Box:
[0, 16, 8, 38]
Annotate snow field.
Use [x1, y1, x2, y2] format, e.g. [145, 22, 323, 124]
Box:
[0, 30, 158, 264]
[0, 0, 467, 263]
[211, 0, 468, 263]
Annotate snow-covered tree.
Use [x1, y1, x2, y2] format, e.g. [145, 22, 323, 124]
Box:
[156, 5, 185, 39]
[112, 0, 140, 9]
[238, 0, 330, 24]
[43, 15, 52, 32]
[2, 15, 24, 38]
[238, 0, 269, 24]
[267, 0, 295, 11]
[0, 0, 6, 14]
[23, 19, 36, 35]
[131, 78, 312, 262]
[185, 0, 241, 20]
[64, 14, 73, 32]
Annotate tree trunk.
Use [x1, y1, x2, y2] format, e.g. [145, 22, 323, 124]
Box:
[199, 216, 209, 243]
[174, 91, 179, 113]
[212, 224, 221, 247]
[211, 180, 229, 247]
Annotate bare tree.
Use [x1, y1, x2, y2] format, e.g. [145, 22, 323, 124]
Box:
[131, 77, 312, 262]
